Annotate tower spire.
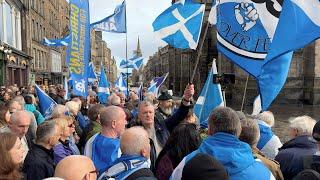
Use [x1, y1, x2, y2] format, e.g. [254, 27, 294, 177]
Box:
[135, 36, 142, 57]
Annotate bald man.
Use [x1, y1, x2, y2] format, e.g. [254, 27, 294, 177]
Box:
[55, 155, 97, 180]
[84, 105, 127, 174]
[99, 127, 156, 180]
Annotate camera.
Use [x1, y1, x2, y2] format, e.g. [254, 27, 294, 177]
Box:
[212, 73, 235, 86]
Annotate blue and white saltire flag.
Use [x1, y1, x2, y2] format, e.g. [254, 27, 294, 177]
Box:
[88, 62, 97, 82]
[90, 0, 126, 33]
[152, 0, 205, 49]
[147, 82, 158, 97]
[209, 0, 294, 110]
[194, 59, 224, 127]
[98, 67, 110, 104]
[147, 73, 169, 97]
[43, 34, 70, 47]
[267, 0, 320, 60]
[119, 56, 144, 70]
[115, 75, 128, 96]
[35, 84, 57, 119]
[67, 0, 90, 97]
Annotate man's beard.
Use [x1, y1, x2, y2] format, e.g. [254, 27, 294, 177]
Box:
[160, 107, 173, 116]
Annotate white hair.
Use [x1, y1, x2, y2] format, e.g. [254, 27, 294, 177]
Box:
[52, 105, 69, 118]
[65, 101, 80, 115]
[289, 115, 316, 136]
[120, 127, 149, 155]
[256, 111, 275, 127]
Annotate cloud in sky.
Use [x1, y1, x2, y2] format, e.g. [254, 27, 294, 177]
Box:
[89, 0, 171, 70]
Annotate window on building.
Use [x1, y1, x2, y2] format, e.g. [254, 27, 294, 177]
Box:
[33, 48, 36, 69]
[36, 22, 38, 41]
[4, 1, 13, 46]
[41, 0, 44, 16]
[32, 19, 35, 39]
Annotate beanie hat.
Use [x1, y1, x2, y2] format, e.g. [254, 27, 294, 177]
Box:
[181, 153, 229, 180]
[158, 91, 172, 101]
[313, 121, 320, 141]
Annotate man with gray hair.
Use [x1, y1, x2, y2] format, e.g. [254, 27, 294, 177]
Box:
[1, 110, 32, 160]
[23, 120, 62, 180]
[99, 127, 156, 180]
[9, 98, 37, 141]
[275, 115, 317, 179]
[84, 105, 127, 174]
[255, 111, 282, 159]
[171, 107, 274, 180]
[239, 117, 284, 180]
[135, 84, 194, 172]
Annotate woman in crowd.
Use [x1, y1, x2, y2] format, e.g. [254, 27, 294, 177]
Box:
[0, 132, 25, 179]
[3, 91, 11, 103]
[53, 117, 80, 164]
[0, 103, 11, 132]
[155, 123, 201, 180]
[24, 95, 45, 125]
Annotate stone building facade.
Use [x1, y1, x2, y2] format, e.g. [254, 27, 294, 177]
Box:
[22, 0, 68, 86]
[0, 0, 32, 87]
[147, 0, 320, 107]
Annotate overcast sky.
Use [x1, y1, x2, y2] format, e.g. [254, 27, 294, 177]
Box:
[89, 0, 171, 70]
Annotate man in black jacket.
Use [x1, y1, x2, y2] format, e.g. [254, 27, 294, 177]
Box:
[23, 120, 62, 180]
[135, 84, 194, 172]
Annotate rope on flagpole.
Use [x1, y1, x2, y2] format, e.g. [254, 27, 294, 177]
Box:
[190, 2, 209, 83]
[240, 75, 250, 112]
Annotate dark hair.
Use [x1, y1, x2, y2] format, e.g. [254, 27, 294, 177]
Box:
[162, 123, 201, 167]
[0, 132, 22, 179]
[24, 95, 33, 104]
[0, 103, 9, 127]
[87, 104, 106, 122]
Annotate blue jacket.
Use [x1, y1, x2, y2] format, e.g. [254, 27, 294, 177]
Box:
[53, 139, 77, 164]
[275, 135, 317, 180]
[171, 132, 274, 180]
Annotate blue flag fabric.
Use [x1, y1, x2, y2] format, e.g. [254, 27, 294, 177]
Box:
[120, 72, 132, 79]
[115, 75, 128, 96]
[147, 73, 168, 96]
[88, 62, 97, 82]
[43, 35, 70, 47]
[152, 1, 205, 49]
[90, 1, 126, 33]
[91, 134, 120, 174]
[266, 0, 320, 61]
[68, 0, 90, 97]
[35, 84, 57, 119]
[147, 82, 158, 97]
[98, 67, 110, 104]
[194, 59, 224, 127]
[119, 56, 144, 70]
[209, 0, 294, 110]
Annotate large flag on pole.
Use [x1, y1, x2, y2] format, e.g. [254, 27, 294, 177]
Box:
[209, 0, 293, 110]
[43, 35, 70, 47]
[194, 59, 224, 127]
[35, 84, 57, 119]
[90, 0, 126, 33]
[266, 0, 320, 61]
[98, 67, 110, 104]
[152, 0, 205, 49]
[67, 0, 91, 97]
[119, 56, 144, 70]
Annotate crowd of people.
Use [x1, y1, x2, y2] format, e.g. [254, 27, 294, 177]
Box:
[0, 83, 320, 180]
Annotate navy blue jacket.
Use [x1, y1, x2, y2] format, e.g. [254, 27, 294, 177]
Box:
[275, 135, 317, 180]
